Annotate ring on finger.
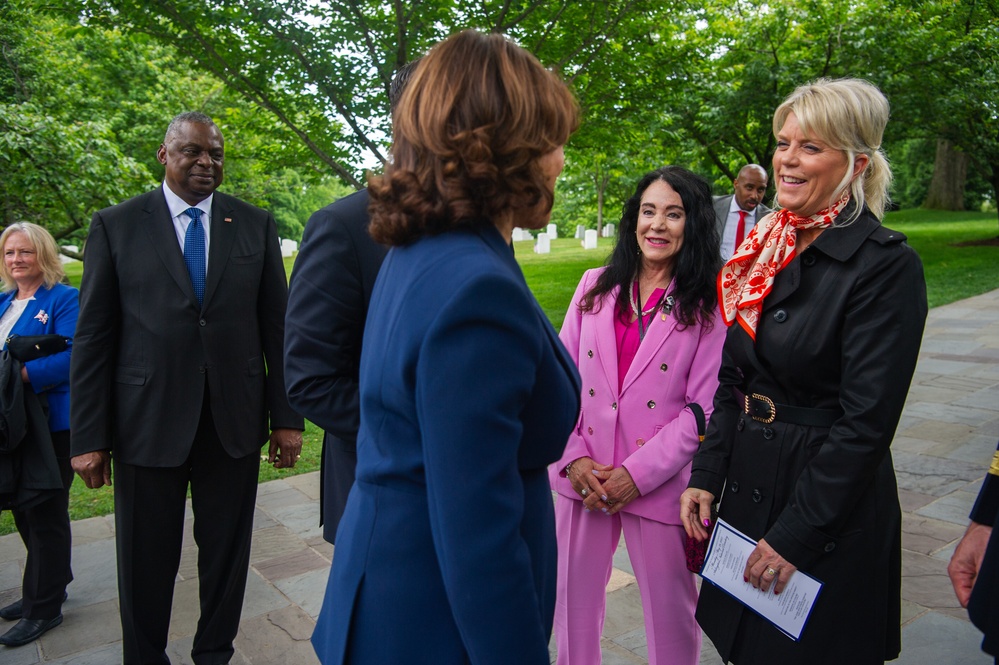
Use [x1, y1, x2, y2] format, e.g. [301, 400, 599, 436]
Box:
[765, 567, 778, 577]
[580, 488, 589, 497]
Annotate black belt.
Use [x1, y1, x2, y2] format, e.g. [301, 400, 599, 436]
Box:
[744, 393, 840, 428]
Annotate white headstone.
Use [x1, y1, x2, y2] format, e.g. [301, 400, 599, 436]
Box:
[546, 223, 558, 239]
[280, 239, 298, 258]
[575, 224, 585, 239]
[512, 227, 532, 242]
[583, 229, 598, 249]
[602, 223, 615, 238]
[535, 233, 551, 254]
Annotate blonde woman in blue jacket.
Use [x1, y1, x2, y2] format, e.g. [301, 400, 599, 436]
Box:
[0, 222, 78, 647]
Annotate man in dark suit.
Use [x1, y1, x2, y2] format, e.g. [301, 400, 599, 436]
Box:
[284, 188, 386, 542]
[949, 441, 999, 662]
[70, 112, 304, 665]
[713, 164, 771, 259]
[283, 60, 417, 543]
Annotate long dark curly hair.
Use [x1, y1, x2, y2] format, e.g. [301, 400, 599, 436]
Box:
[368, 30, 579, 246]
[579, 166, 720, 328]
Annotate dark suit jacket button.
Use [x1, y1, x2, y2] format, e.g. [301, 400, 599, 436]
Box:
[752, 489, 762, 503]
[730, 481, 739, 493]
[199, 319, 207, 326]
[763, 427, 774, 440]
[737, 418, 745, 431]
[824, 542, 836, 552]
[802, 254, 816, 266]
[773, 309, 787, 323]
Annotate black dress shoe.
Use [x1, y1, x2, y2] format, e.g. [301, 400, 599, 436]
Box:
[0, 599, 21, 621]
[0, 591, 67, 622]
[0, 615, 63, 647]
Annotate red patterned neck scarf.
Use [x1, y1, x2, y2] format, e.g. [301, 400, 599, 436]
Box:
[718, 193, 849, 339]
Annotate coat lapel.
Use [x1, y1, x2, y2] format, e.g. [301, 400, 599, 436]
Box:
[204, 194, 237, 309]
[594, 292, 620, 394]
[620, 285, 679, 395]
[142, 190, 199, 307]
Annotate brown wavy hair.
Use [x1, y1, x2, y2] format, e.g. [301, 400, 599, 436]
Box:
[368, 30, 579, 246]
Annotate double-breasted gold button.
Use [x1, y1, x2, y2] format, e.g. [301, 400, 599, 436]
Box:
[587, 350, 594, 358]
[636, 438, 645, 447]
[588, 388, 595, 396]
[647, 400, 656, 409]
[611, 402, 617, 410]
[660, 363, 668, 372]
[587, 427, 593, 435]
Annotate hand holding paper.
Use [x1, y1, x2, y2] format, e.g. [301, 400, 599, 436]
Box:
[700, 518, 822, 641]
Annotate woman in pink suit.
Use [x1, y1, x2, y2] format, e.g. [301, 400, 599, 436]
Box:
[551, 166, 726, 665]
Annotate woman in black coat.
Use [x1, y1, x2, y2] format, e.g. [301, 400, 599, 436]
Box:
[680, 78, 927, 664]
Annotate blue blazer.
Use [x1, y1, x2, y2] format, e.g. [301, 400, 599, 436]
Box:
[312, 223, 581, 664]
[0, 282, 79, 432]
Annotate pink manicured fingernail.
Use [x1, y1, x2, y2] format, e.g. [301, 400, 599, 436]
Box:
[703, 519, 711, 527]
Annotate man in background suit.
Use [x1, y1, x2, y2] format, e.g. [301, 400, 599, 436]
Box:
[713, 164, 771, 259]
[949, 441, 999, 662]
[284, 60, 418, 543]
[70, 112, 304, 665]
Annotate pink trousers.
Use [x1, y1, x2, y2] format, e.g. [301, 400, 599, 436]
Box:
[553, 497, 700, 665]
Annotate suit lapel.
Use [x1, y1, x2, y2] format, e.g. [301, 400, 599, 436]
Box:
[593, 294, 620, 394]
[204, 194, 237, 309]
[620, 287, 679, 394]
[142, 190, 200, 307]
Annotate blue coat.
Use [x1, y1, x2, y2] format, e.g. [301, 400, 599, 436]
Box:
[312, 223, 581, 664]
[0, 282, 78, 433]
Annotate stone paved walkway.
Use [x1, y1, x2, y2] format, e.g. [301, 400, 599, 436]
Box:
[1, 288, 997, 664]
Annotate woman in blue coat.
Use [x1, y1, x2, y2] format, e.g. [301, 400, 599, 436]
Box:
[310, 30, 581, 664]
[0, 222, 78, 647]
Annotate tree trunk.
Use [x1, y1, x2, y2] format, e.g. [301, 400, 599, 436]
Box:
[923, 138, 968, 210]
[595, 172, 609, 235]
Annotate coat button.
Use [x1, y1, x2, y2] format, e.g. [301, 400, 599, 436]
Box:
[824, 542, 836, 552]
[587, 427, 593, 435]
[588, 388, 595, 396]
[773, 310, 787, 323]
[611, 402, 617, 410]
[802, 254, 816, 266]
[636, 438, 645, 447]
[730, 481, 739, 493]
[763, 427, 774, 440]
[647, 400, 656, 409]
[587, 349, 594, 358]
[737, 418, 745, 431]
[199, 319, 207, 327]
[660, 363, 668, 372]
[752, 489, 762, 503]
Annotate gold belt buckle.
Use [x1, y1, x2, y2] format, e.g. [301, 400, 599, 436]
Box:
[745, 393, 776, 424]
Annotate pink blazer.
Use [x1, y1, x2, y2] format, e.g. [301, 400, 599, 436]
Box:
[550, 268, 726, 525]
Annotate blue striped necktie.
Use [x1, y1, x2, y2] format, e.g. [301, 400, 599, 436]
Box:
[183, 207, 206, 306]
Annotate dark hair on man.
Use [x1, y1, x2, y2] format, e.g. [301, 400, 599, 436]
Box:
[367, 30, 579, 246]
[579, 166, 721, 329]
[164, 111, 219, 143]
[389, 57, 422, 113]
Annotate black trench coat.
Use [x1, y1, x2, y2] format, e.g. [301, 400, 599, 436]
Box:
[689, 207, 928, 664]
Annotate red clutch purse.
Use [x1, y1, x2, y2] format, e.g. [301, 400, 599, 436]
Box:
[685, 517, 715, 573]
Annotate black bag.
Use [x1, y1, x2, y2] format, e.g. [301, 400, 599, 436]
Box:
[5, 334, 69, 362]
[0, 351, 26, 452]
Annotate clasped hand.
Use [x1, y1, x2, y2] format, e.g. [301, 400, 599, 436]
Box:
[568, 456, 640, 515]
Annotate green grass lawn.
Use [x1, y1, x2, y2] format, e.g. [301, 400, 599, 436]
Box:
[1, 209, 995, 536]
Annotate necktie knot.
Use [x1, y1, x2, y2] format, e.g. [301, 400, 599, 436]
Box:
[183, 207, 206, 306]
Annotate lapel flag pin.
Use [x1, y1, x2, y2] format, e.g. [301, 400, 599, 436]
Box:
[224, 217, 233, 223]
